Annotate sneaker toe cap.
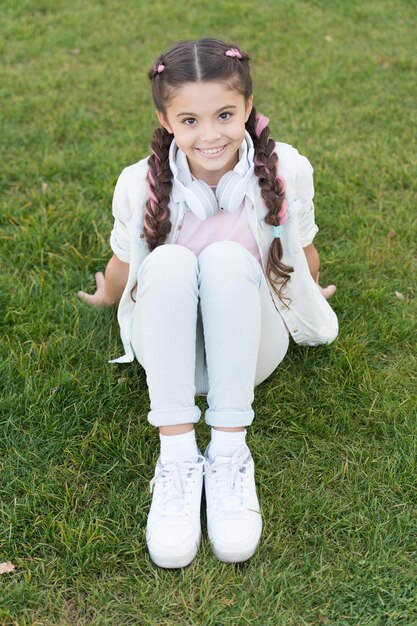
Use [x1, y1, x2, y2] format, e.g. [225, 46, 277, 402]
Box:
[147, 522, 201, 568]
[210, 513, 262, 546]
[147, 521, 196, 550]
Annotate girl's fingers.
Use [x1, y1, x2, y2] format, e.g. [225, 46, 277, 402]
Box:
[77, 290, 94, 304]
[321, 284, 337, 300]
[77, 288, 106, 307]
[95, 272, 105, 288]
[77, 273, 106, 306]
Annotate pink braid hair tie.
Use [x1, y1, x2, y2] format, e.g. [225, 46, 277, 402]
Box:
[152, 64, 165, 75]
[255, 113, 270, 137]
[225, 48, 242, 59]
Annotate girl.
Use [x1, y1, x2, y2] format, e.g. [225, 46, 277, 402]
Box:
[78, 38, 338, 569]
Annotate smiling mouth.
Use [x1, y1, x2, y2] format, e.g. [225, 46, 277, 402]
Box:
[195, 144, 228, 156]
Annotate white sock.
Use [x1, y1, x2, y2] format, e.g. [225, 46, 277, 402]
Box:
[159, 429, 199, 465]
[208, 428, 247, 461]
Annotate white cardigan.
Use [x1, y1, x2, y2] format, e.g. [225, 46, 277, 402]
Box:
[109, 141, 338, 363]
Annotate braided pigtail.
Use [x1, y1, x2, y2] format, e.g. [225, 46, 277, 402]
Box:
[143, 126, 174, 251]
[246, 107, 293, 301]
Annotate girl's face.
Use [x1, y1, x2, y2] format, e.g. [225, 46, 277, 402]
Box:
[157, 81, 253, 186]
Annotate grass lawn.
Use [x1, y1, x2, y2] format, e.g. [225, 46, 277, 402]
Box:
[1, 0, 416, 624]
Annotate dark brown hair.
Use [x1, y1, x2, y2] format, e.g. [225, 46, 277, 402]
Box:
[144, 37, 293, 299]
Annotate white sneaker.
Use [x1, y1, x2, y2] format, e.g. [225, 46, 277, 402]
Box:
[146, 454, 205, 568]
[204, 445, 262, 563]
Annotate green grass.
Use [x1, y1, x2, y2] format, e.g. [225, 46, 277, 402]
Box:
[1, 0, 416, 624]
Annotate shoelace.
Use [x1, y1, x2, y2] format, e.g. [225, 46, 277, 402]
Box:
[209, 448, 251, 512]
[149, 455, 206, 516]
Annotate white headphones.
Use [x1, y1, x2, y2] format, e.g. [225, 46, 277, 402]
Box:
[168, 131, 255, 220]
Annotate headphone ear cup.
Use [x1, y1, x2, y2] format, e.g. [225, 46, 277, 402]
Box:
[186, 180, 218, 220]
[216, 171, 244, 213]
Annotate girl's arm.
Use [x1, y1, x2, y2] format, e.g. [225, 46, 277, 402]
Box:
[77, 254, 129, 307]
[303, 243, 336, 300]
[303, 242, 320, 282]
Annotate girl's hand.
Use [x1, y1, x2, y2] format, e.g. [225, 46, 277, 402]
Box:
[77, 272, 109, 307]
[316, 272, 337, 300]
[77, 255, 129, 308]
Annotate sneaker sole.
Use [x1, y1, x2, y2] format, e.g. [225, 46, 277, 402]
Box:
[213, 546, 257, 563]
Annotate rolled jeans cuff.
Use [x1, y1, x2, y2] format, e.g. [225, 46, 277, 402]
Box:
[205, 408, 254, 428]
[147, 405, 201, 427]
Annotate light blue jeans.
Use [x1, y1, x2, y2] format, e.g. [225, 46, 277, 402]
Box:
[131, 242, 289, 428]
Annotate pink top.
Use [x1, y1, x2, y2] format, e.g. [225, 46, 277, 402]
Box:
[176, 199, 262, 264]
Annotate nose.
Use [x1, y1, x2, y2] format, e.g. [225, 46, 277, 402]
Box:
[200, 122, 221, 144]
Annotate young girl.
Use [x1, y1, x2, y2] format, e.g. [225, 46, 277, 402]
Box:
[78, 38, 337, 569]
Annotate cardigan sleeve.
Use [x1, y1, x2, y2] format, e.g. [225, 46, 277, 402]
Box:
[109, 168, 132, 263]
[294, 153, 319, 247]
[109, 158, 150, 263]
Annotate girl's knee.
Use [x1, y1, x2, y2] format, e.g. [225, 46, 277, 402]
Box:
[149, 243, 197, 263]
[199, 241, 261, 286]
[137, 244, 198, 283]
[199, 240, 245, 262]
